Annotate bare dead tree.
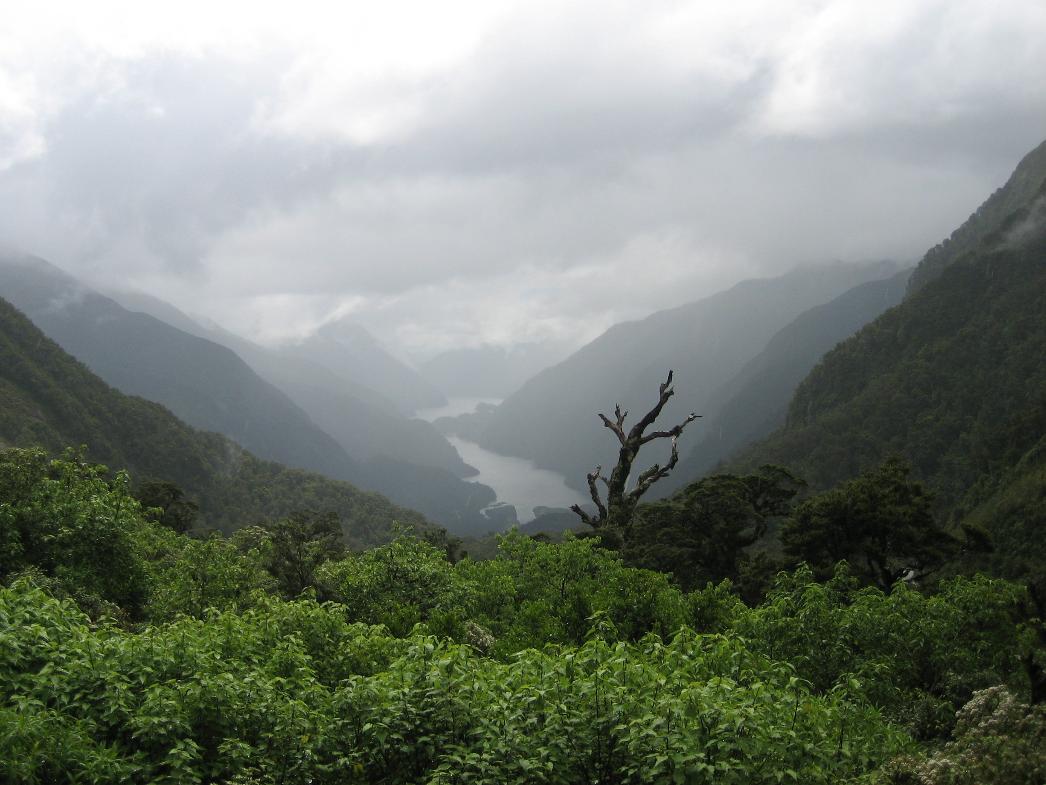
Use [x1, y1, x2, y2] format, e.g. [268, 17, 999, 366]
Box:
[571, 370, 699, 536]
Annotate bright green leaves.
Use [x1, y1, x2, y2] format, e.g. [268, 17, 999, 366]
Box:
[318, 534, 472, 638]
[0, 447, 150, 615]
[736, 564, 1030, 738]
[0, 582, 910, 785]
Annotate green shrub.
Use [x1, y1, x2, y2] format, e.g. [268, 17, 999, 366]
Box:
[0, 580, 911, 785]
[735, 563, 1029, 736]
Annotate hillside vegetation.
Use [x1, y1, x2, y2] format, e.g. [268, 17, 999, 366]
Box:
[733, 176, 1046, 581]
[0, 261, 502, 535]
[907, 138, 1046, 293]
[0, 295, 429, 546]
[662, 268, 911, 492]
[1, 447, 1042, 784]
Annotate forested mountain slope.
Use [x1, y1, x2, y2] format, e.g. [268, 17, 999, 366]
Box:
[471, 261, 901, 491]
[908, 138, 1046, 293]
[734, 181, 1046, 577]
[0, 256, 359, 483]
[0, 295, 429, 545]
[660, 267, 911, 493]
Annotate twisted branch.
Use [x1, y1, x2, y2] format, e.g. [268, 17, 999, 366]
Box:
[572, 370, 701, 533]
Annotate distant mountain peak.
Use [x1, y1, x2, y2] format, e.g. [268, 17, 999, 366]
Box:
[293, 315, 446, 414]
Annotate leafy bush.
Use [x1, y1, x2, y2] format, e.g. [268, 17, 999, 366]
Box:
[135, 528, 275, 622]
[457, 532, 692, 657]
[735, 563, 1030, 737]
[318, 535, 477, 638]
[0, 447, 149, 615]
[0, 580, 910, 785]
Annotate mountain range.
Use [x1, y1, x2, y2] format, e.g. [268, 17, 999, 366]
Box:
[658, 267, 912, 493]
[0, 258, 501, 535]
[3, 136, 1043, 566]
[0, 293, 428, 547]
[451, 260, 905, 493]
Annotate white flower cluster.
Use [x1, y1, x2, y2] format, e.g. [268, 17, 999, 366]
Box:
[899, 686, 1046, 785]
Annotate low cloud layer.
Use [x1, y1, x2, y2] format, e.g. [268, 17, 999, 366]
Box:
[1, 0, 1044, 358]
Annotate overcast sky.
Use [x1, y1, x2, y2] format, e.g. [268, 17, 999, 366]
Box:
[1, 0, 1044, 359]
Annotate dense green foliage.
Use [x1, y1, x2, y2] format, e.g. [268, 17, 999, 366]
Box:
[135, 480, 200, 533]
[319, 533, 693, 656]
[0, 582, 912, 785]
[627, 466, 802, 595]
[736, 564, 1036, 738]
[0, 448, 149, 615]
[1, 446, 1043, 783]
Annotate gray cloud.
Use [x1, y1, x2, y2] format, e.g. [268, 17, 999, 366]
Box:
[0, 1, 1044, 356]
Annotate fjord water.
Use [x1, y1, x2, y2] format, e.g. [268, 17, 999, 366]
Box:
[414, 397, 503, 421]
[417, 398, 583, 523]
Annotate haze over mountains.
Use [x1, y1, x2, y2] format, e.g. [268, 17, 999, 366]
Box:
[419, 342, 576, 399]
[0, 257, 502, 535]
[0, 257, 359, 479]
[0, 136, 1043, 558]
[730, 138, 1046, 580]
[103, 286, 473, 479]
[0, 293, 429, 546]
[441, 259, 907, 493]
[293, 319, 447, 415]
[4, 8, 1046, 781]
[658, 267, 913, 494]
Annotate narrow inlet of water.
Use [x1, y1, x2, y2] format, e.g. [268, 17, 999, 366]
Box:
[416, 397, 583, 522]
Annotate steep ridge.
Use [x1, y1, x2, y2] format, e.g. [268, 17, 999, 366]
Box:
[0, 255, 359, 484]
[240, 353, 474, 478]
[470, 261, 901, 491]
[660, 267, 911, 492]
[908, 138, 1046, 293]
[0, 295, 429, 546]
[732, 167, 1046, 575]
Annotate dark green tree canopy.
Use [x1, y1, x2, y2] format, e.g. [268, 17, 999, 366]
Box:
[243, 510, 346, 598]
[133, 479, 199, 533]
[627, 465, 803, 592]
[782, 457, 967, 589]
